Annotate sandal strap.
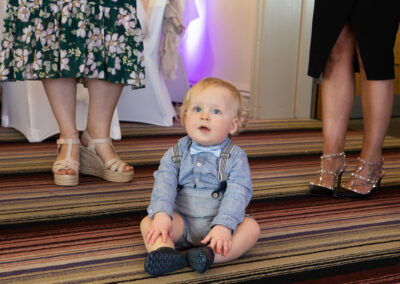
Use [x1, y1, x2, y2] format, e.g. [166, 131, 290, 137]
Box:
[82, 131, 130, 173]
[319, 153, 347, 173]
[105, 158, 128, 172]
[318, 152, 347, 174]
[351, 173, 379, 185]
[358, 157, 383, 167]
[57, 138, 81, 145]
[88, 138, 111, 152]
[83, 132, 112, 153]
[313, 152, 347, 186]
[104, 158, 118, 170]
[347, 171, 385, 191]
[354, 157, 383, 175]
[56, 138, 80, 154]
[347, 157, 384, 190]
[321, 152, 345, 160]
[53, 159, 80, 172]
[317, 169, 343, 177]
[53, 138, 80, 174]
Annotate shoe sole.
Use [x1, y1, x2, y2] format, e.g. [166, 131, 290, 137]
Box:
[308, 184, 334, 196]
[54, 174, 79, 186]
[187, 248, 209, 273]
[145, 250, 186, 276]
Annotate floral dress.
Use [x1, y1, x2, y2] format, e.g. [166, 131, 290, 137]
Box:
[0, 0, 145, 89]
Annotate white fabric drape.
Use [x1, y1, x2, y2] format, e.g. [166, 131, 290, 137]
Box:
[159, 0, 186, 79]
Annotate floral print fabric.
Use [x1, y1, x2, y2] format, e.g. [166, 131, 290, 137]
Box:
[0, 0, 145, 89]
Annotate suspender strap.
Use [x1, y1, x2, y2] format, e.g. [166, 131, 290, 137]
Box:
[172, 143, 182, 168]
[218, 140, 236, 182]
[172, 141, 185, 191]
[171, 139, 235, 193]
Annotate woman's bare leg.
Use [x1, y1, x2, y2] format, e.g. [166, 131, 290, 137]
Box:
[358, 50, 394, 163]
[312, 23, 356, 188]
[82, 79, 132, 171]
[344, 46, 394, 193]
[42, 78, 79, 175]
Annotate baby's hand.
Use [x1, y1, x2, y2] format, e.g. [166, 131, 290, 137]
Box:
[201, 225, 232, 257]
[145, 212, 173, 245]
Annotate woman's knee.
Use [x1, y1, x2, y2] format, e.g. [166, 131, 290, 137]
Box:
[327, 24, 355, 67]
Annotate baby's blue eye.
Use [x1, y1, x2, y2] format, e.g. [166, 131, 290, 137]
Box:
[212, 109, 221, 115]
[193, 106, 201, 112]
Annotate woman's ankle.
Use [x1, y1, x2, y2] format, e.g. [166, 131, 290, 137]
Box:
[60, 130, 79, 139]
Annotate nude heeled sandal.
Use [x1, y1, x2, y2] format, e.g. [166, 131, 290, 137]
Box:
[309, 152, 347, 195]
[80, 131, 134, 182]
[53, 138, 80, 186]
[333, 157, 384, 199]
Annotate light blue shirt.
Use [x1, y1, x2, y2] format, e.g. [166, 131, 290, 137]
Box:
[147, 136, 253, 233]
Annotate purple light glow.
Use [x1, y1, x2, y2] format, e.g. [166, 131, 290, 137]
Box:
[181, 0, 214, 84]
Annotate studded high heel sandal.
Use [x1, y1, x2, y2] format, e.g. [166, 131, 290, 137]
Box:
[53, 138, 80, 186]
[309, 152, 346, 195]
[80, 131, 134, 183]
[333, 157, 384, 199]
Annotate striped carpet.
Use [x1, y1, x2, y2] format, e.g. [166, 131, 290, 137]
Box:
[295, 265, 400, 284]
[1, 151, 400, 225]
[1, 188, 400, 283]
[2, 130, 400, 175]
[1, 119, 400, 283]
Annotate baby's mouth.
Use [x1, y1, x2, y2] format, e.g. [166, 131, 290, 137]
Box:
[199, 126, 210, 131]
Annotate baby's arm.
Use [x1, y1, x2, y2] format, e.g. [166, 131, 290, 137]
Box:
[209, 148, 253, 254]
[145, 147, 180, 246]
[147, 148, 179, 220]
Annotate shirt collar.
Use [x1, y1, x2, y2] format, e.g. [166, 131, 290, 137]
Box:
[190, 139, 229, 157]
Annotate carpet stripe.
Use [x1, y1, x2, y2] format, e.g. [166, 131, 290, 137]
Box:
[1, 151, 400, 224]
[2, 130, 400, 175]
[1, 189, 399, 283]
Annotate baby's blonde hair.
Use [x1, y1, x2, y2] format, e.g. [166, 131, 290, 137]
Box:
[180, 77, 248, 134]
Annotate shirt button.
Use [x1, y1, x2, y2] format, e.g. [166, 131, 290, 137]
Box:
[194, 178, 199, 182]
[197, 162, 202, 167]
[149, 209, 153, 213]
[212, 191, 219, 199]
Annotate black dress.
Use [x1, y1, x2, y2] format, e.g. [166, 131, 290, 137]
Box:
[308, 0, 400, 80]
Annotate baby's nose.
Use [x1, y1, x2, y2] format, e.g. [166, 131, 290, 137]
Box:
[200, 111, 210, 120]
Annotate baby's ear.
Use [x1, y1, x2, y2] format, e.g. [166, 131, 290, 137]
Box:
[229, 118, 239, 135]
[183, 111, 187, 125]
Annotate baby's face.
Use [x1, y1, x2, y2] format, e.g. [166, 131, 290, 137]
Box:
[184, 86, 238, 146]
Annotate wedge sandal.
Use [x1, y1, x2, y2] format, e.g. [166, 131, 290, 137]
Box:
[80, 131, 134, 182]
[53, 138, 80, 186]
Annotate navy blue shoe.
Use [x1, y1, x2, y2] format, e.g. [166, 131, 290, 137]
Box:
[187, 246, 215, 273]
[144, 247, 186, 276]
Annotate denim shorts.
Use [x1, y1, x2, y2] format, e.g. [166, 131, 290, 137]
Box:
[174, 187, 222, 247]
[173, 186, 253, 247]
